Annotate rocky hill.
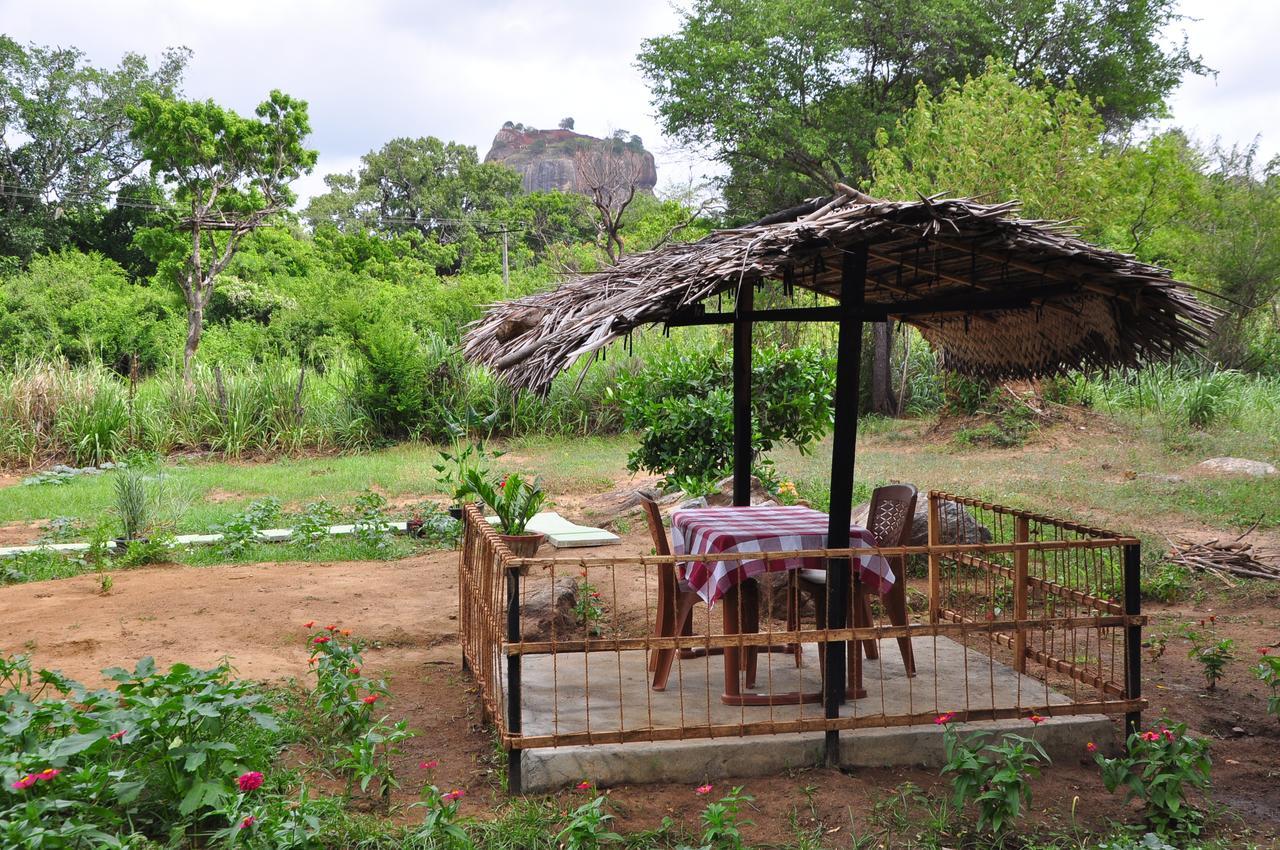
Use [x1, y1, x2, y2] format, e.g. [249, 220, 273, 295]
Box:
[484, 122, 657, 195]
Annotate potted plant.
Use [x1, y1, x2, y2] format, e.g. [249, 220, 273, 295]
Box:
[432, 410, 505, 520]
[462, 469, 547, 557]
[406, 511, 425, 538]
[112, 467, 152, 550]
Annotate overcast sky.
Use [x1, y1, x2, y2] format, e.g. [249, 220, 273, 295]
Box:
[2, 0, 1275, 206]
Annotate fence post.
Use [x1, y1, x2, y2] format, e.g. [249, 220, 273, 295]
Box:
[505, 562, 523, 794]
[927, 493, 941, 623]
[1013, 516, 1029, 673]
[1123, 542, 1142, 735]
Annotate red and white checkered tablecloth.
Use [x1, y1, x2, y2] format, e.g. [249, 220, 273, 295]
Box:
[671, 505, 895, 605]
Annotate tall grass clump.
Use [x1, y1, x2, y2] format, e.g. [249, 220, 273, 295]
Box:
[1088, 364, 1280, 440]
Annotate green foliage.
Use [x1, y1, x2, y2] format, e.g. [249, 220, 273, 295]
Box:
[1187, 636, 1235, 691]
[294, 499, 343, 551]
[940, 720, 1049, 839]
[684, 786, 753, 850]
[112, 466, 153, 541]
[556, 795, 621, 850]
[464, 471, 547, 536]
[217, 497, 282, 557]
[1094, 722, 1212, 838]
[616, 344, 834, 483]
[0, 652, 282, 843]
[1253, 652, 1280, 721]
[1141, 561, 1192, 603]
[351, 490, 394, 555]
[638, 0, 1206, 215]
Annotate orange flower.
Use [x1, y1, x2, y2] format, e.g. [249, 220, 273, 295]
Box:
[303, 621, 315, 629]
[341, 629, 352, 637]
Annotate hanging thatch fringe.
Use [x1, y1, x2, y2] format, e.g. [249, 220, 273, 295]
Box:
[464, 194, 1219, 391]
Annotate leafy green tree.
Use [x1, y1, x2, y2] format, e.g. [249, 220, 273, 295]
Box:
[638, 0, 1207, 216]
[303, 137, 522, 273]
[0, 37, 189, 262]
[129, 90, 317, 379]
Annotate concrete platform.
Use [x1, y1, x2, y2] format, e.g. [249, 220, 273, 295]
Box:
[514, 637, 1117, 792]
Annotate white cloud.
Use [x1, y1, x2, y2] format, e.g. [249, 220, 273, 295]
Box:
[1, 0, 1273, 212]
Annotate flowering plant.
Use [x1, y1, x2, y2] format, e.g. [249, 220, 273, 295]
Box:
[1093, 721, 1211, 838]
[557, 793, 621, 850]
[939, 715, 1049, 837]
[463, 469, 547, 536]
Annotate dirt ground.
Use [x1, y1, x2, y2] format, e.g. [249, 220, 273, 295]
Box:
[2, 529, 1277, 845]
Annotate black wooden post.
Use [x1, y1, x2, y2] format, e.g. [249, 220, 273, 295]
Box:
[732, 281, 754, 506]
[824, 245, 867, 766]
[506, 565, 523, 794]
[1123, 542, 1142, 736]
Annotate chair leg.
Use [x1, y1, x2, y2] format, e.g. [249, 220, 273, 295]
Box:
[649, 584, 675, 673]
[858, 590, 880, 660]
[787, 574, 803, 667]
[884, 566, 915, 676]
[652, 592, 700, 691]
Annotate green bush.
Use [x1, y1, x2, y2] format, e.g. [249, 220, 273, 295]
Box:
[616, 344, 834, 483]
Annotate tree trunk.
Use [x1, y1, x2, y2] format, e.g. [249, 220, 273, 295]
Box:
[183, 299, 203, 386]
[870, 320, 896, 415]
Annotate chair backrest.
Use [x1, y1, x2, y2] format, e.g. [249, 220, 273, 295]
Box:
[867, 483, 918, 548]
[639, 494, 672, 556]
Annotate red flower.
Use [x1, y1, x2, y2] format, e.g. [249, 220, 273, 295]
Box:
[1141, 731, 1160, 742]
[575, 780, 592, 791]
[695, 784, 713, 796]
[934, 712, 957, 725]
[240, 815, 256, 829]
[442, 789, 466, 803]
[420, 759, 439, 770]
[350, 666, 361, 676]
[308, 658, 318, 665]
[325, 624, 338, 632]
[362, 695, 379, 705]
[1209, 615, 1216, 624]
[1260, 647, 1271, 655]
[108, 730, 126, 742]
[303, 621, 315, 629]
[313, 636, 330, 644]
[1162, 728, 1175, 741]
[1029, 714, 1046, 725]
[1086, 742, 1098, 753]
[237, 771, 264, 792]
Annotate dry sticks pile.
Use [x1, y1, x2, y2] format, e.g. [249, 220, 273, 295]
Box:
[1166, 528, 1280, 583]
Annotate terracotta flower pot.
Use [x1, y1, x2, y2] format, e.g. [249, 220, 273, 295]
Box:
[499, 532, 544, 558]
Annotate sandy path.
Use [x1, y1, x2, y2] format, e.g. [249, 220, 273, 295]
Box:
[0, 553, 465, 685]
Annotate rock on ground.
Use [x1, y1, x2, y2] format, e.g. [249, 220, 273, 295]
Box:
[1196, 457, 1278, 477]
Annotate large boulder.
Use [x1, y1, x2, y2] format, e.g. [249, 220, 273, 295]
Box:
[519, 576, 580, 643]
[1196, 457, 1278, 477]
[484, 126, 657, 195]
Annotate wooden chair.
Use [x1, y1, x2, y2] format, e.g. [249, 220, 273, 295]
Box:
[642, 495, 759, 691]
[788, 484, 917, 684]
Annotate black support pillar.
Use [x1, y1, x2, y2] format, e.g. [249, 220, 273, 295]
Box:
[824, 245, 867, 766]
[732, 281, 754, 506]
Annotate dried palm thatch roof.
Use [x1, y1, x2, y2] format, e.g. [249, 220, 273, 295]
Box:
[464, 190, 1218, 391]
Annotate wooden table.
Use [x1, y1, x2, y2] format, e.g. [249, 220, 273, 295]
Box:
[671, 505, 894, 706]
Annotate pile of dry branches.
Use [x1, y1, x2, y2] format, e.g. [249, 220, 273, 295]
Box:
[1166, 527, 1280, 583]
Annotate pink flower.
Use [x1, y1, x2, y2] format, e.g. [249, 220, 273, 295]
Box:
[362, 694, 379, 705]
[1086, 742, 1098, 753]
[1029, 714, 1046, 725]
[313, 636, 330, 644]
[108, 730, 126, 742]
[1162, 728, 1175, 741]
[240, 815, 256, 829]
[37, 768, 60, 780]
[237, 771, 264, 792]
[1141, 731, 1160, 742]
[11, 774, 37, 791]
[442, 789, 466, 803]
[695, 784, 713, 796]
[575, 780, 592, 791]
[420, 759, 439, 770]
[934, 712, 956, 725]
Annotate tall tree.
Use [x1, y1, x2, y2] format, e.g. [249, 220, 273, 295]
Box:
[638, 0, 1207, 217]
[303, 137, 521, 273]
[574, 141, 645, 263]
[129, 91, 317, 379]
[0, 37, 188, 261]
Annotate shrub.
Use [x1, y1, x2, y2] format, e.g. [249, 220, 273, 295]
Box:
[1187, 636, 1234, 691]
[1252, 650, 1280, 720]
[939, 715, 1049, 839]
[1093, 721, 1212, 838]
[616, 344, 834, 483]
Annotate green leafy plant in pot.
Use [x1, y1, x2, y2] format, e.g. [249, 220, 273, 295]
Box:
[112, 467, 152, 548]
[432, 409, 505, 519]
[463, 469, 547, 557]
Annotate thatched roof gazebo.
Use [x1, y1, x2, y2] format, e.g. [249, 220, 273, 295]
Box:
[463, 188, 1217, 762]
